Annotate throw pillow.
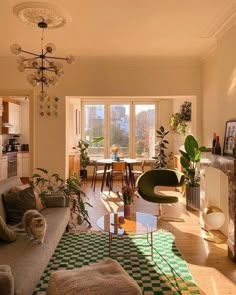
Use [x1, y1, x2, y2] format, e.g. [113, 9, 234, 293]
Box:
[0, 216, 16, 242]
[2, 187, 36, 225]
[9, 184, 44, 211]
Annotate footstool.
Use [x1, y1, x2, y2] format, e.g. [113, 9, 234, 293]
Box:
[46, 258, 142, 295]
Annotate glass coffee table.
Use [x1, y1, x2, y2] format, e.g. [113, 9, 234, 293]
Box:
[97, 212, 158, 259]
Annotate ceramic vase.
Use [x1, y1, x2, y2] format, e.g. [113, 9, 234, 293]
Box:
[124, 204, 131, 217]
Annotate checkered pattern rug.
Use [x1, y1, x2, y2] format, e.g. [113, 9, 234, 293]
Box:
[33, 231, 200, 295]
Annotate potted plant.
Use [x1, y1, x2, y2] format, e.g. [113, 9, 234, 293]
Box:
[152, 126, 169, 168]
[29, 168, 92, 226]
[117, 185, 137, 217]
[170, 112, 187, 135]
[77, 136, 104, 180]
[179, 135, 206, 210]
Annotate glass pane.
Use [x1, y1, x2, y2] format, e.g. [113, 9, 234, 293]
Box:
[110, 105, 130, 158]
[135, 104, 155, 159]
[84, 105, 104, 159]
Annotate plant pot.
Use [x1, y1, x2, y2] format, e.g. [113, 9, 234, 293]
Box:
[80, 169, 87, 180]
[186, 185, 200, 211]
[124, 204, 131, 217]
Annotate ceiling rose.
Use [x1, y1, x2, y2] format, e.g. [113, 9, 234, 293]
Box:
[12, 2, 71, 28]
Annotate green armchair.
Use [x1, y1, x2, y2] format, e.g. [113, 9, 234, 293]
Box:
[136, 169, 185, 221]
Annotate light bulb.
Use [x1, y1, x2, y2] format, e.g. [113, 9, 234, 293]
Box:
[66, 55, 75, 64]
[16, 56, 25, 65]
[55, 68, 64, 77]
[17, 65, 25, 72]
[27, 74, 38, 86]
[45, 43, 56, 53]
[49, 76, 59, 86]
[10, 44, 21, 55]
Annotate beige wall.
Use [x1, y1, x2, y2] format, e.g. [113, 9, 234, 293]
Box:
[202, 24, 236, 148]
[0, 57, 201, 177]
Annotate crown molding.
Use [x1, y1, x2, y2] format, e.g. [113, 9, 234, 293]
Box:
[200, 0, 236, 60]
[202, 0, 236, 39]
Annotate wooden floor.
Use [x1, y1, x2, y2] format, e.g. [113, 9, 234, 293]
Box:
[79, 180, 236, 295]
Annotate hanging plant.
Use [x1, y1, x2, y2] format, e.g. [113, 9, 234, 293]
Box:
[152, 126, 169, 168]
[170, 113, 187, 135]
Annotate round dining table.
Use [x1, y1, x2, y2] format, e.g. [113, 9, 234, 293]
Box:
[96, 158, 141, 191]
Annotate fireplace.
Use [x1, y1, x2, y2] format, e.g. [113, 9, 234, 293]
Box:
[200, 153, 236, 262]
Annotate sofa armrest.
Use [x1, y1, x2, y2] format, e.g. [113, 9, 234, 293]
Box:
[0, 265, 14, 295]
[45, 195, 66, 208]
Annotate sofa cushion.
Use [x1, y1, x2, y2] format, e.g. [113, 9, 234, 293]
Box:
[0, 217, 16, 242]
[0, 265, 14, 295]
[0, 177, 23, 222]
[46, 258, 142, 295]
[9, 184, 44, 211]
[3, 187, 36, 225]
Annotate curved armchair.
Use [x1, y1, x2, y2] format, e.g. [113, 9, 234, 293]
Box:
[136, 169, 185, 221]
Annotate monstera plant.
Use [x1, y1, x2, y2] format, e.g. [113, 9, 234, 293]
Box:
[179, 135, 206, 210]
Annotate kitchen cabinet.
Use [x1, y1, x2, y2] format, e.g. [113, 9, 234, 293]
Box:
[69, 154, 80, 176]
[0, 155, 8, 181]
[2, 101, 21, 134]
[17, 153, 30, 177]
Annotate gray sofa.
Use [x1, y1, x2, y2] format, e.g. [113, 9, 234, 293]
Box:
[0, 176, 71, 295]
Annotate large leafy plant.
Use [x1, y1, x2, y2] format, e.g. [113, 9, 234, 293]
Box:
[152, 126, 169, 168]
[29, 168, 92, 226]
[179, 135, 206, 186]
[77, 137, 104, 169]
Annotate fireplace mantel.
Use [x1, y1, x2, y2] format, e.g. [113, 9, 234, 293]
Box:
[200, 153, 236, 262]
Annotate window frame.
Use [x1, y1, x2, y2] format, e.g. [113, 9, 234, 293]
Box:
[81, 97, 159, 159]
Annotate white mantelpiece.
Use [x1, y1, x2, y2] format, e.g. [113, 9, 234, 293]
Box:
[200, 153, 236, 262]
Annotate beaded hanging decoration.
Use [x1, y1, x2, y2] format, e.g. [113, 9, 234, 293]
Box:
[39, 96, 59, 116]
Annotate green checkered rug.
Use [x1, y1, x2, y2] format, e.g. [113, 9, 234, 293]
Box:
[33, 231, 200, 295]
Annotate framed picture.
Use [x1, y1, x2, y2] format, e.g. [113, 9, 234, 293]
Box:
[223, 120, 236, 156]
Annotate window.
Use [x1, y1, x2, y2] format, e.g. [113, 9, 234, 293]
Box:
[134, 104, 155, 159]
[82, 100, 157, 160]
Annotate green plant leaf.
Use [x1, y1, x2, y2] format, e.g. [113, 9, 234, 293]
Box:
[185, 135, 198, 158]
[199, 146, 207, 152]
[180, 156, 190, 169]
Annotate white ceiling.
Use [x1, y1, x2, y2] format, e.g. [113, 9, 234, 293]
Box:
[1, 0, 236, 59]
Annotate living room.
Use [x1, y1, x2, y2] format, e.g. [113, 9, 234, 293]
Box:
[0, 1, 236, 294]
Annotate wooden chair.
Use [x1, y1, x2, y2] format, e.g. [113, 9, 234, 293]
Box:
[136, 168, 185, 221]
[108, 161, 128, 192]
[91, 160, 105, 191]
[130, 160, 145, 187]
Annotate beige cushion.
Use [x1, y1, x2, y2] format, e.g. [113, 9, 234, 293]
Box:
[46, 258, 142, 295]
[0, 216, 16, 242]
[0, 265, 14, 295]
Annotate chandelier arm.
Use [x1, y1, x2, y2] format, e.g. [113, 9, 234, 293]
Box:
[23, 57, 41, 62]
[19, 49, 41, 57]
[45, 56, 68, 61]
[44, 68, 57, 73]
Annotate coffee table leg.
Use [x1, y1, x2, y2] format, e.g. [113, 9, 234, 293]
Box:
[109, 232, 112, 257]
[150, 232, 153, 260]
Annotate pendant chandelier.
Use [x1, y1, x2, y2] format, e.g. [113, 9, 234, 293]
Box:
[10, 19, 74, 100]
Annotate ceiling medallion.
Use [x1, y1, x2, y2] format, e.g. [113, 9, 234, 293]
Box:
[13, 2, 71, 28]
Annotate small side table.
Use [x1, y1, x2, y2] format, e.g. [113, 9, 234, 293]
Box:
[97, 212, 158, 259]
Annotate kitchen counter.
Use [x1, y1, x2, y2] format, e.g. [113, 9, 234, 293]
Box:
[2, 151, 29, 155]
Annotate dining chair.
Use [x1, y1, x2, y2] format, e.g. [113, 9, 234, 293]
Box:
[136, 168, 185, 222]
[91, 160, 106, 192]
[130, 160, 145, 187]
[108, 161, 128, 192]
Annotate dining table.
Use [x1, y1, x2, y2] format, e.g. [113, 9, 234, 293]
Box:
[96, 158, 141, 191]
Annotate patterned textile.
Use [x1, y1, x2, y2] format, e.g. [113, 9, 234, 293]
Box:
[33, 231, 200, 295]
